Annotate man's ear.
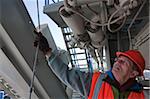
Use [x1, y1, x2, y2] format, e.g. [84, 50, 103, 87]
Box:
[130, 71, 139, 78]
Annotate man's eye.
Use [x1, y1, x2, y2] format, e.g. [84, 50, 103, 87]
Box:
[114, 58, 118, 62]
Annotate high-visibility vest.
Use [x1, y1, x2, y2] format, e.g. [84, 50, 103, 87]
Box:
[88, 72, 145, 99]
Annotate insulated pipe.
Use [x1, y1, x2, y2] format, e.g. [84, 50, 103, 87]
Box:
[0, 24, 50, 99]
[87, 25, 105, 48]
[59, 6, 85, 37]
[67, 0, 114, 7]
[87, 2, 107, 48]
[67, 0, 101, 7]
[88, 30, 105, 48]
[86, 15, 106, 48]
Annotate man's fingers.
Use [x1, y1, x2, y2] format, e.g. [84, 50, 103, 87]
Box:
[34, 30, 43, 36]
[34, 30, 39, 35]
[33, 30, 51, 54]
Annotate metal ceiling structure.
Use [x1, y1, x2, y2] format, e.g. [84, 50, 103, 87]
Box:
[43, 0, 149, 68]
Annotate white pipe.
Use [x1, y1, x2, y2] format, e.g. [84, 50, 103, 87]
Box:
[67, 0, 113, 6]
[0, 24, 50, 99]
[88, 29, 105, 48]
[62, 4, 121, 27]
[59, 6, 85, 37]
[68, 0, 101, 6]
[87, 15, 106, 48]
[119, 0, 129, 7]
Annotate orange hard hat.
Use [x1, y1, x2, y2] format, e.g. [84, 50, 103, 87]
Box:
[116, 50, 145, 76]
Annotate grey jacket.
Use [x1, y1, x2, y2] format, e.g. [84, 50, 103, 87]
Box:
[46, 51, 93, 96]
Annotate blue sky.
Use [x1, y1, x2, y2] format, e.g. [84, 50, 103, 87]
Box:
[23, 0, 66, 50]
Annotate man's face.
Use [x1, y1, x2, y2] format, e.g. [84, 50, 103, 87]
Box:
[112, 56, 135, 82]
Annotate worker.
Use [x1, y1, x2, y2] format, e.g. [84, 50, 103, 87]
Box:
[34, 31, 145, 99]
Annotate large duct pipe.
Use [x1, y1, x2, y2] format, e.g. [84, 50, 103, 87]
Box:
[66, 0, 114, 7]
[88, 28, 105, 48]
[0, 24, 50, 99]
[67, 0, 101, 7]
[59, 5, 91, 47]
[87, 2, 107, 49]
[59, 6, 86, 37]
[86, 15, 106, 48]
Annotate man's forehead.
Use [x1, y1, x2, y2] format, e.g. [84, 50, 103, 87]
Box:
[119, 56, 133, 63]
[119, 56, 128, 59]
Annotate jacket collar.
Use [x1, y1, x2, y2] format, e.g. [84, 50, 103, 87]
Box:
[104, 70, 143, 92]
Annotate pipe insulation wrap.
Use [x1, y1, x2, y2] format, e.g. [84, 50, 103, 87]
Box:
[59, 6, 85, 36]
[68, 0, 114, 6]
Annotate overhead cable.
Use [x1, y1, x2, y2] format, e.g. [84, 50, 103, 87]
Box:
[29, 0, 41, 99]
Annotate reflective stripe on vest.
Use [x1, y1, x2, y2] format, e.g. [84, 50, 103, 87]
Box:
[92, 73, 105, 99]
[88, 72, 100, 99]
[88, 72, 105, 99]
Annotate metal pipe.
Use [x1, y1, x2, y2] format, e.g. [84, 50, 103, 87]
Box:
[68, 0, 104, 6]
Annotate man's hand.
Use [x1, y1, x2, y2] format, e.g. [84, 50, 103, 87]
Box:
[34, 30, 52, 55]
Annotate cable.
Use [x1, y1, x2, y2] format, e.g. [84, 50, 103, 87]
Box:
[29, 0, 41, 99]
[63, 1, 128, 32]
[29, 43, 39, 99]
[36, 0, 40, 30]
[107, 6, 127, 32]
[127, 0, 146, 49]
[65, 4, 127, 30]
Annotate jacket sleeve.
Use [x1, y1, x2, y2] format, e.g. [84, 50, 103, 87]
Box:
[46, 50, 93, 96]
